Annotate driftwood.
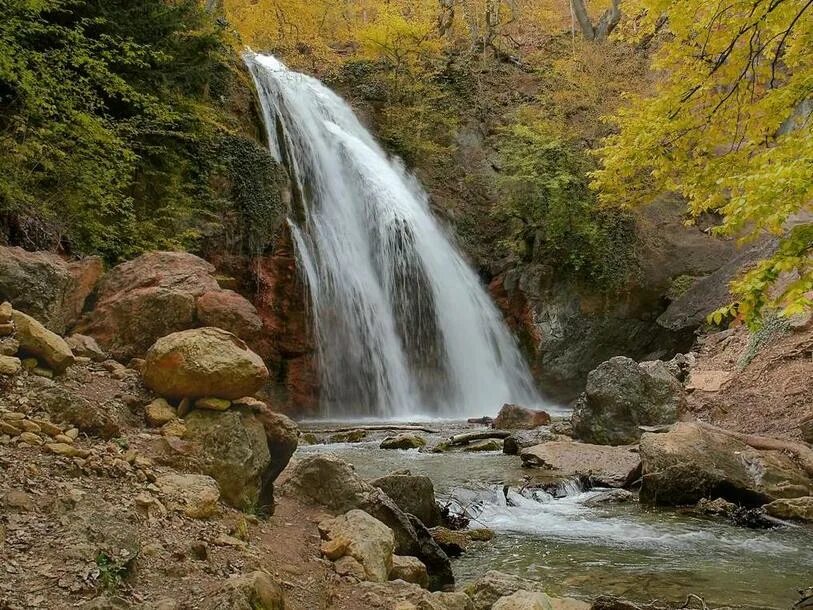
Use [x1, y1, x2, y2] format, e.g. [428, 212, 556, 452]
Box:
[306, 424, 439, 434]
[447, 429, 511, 446]
[695, 421, 813, 478]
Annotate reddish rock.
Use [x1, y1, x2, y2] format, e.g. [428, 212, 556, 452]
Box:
[253, 230, 313, 358]
[492, 404, 551, 429]
[76, 251, 264, 362]
[0, 246, 102, 333]
[196, 289, 263, 345]
[283, 354, 320, 417]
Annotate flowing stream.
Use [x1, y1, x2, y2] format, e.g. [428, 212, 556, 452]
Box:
[298, 434, 813, 609]
[246, 53, 540, 419]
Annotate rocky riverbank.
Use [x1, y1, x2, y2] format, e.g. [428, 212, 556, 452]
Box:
[1, 240, 812, 609]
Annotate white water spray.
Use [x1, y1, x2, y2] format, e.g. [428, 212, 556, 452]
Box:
[246, 53, 541, 418]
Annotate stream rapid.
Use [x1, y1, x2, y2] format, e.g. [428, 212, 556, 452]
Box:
[297, 427, 813, 609]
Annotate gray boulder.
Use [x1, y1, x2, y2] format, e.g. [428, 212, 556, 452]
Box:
[640, 422, 813, 506]
[176, 408, 272, 512]
[370, 472, 442, 527]
[571, 356, 685, 445]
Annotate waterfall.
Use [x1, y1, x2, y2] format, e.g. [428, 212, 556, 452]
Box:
[246, 53, 542, 418]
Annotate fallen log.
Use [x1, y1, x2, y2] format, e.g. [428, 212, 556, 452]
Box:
[306, 424, 440, 434]
[447, 429, 511, 446]
[695, 421, 813, 478]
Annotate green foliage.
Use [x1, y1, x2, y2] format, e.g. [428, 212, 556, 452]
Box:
[736, 313, 791, 369]
[215, 134, 287, 255]
[94, 550, 134, 591]
[496, 118, 636, 289]
[595, 0, 813, 325]
[330, 58, 458, 168]
[0, 0, 244, 261]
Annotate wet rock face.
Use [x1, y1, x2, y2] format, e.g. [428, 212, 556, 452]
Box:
[74, 251, 263, 362]
[142, 327, 268, 400]
[0, 246, 102, 334]
[639, 422, 813, 506]
[571, 356, 684, 445]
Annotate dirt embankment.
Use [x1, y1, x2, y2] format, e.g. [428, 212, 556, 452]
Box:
[685, 317, 813, 441]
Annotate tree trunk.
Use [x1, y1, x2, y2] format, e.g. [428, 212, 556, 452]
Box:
[570, 0, 621, 41]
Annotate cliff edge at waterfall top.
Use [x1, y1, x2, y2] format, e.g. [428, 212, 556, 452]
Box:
[0, 1, 812, 609]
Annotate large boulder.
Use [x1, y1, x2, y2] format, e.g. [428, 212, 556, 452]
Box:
[520, 442, 640, 488]
[142, 327, 268, 400]
[177, 408, 272, 511]
[463, 571, 547, 610]
[0, 246, 102, 334]
[353, 581, 473, 610]
[283, 456, 454, 591]
[319, 509, 395, 582]
[571, 356, 685, 445]
[764, 496, 813, 522]
[390, 555, 429, 589]
[493, 404, 551, 430]
[494, 592, 589, 610]
[370, 473, 442, 527]
[281, 454, 371, 513]
[253, 406, 298, 482]
[639, 422, 813, 506]
[196, 290, 263, 340]
[12, 310, 74, 373]
[75, 251, 262, 360]
[201, 571, 285, 610]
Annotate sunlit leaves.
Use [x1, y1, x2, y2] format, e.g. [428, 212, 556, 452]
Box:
[594, 0, 813, 326]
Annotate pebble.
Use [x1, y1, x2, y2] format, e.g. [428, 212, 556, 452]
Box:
[32, 367, 54, 379]
[53, 434, 74, 444]
[32, 419, 63, 437]
[20, 420, 41, 433]
[19, 431, 43, 445]
[1, 412, 25, 421]
[65, 428, 79, 440]
[46, 443, 90, 458]
[195, 397, 231, 411]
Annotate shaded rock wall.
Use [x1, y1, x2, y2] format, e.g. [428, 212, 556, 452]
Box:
[491, 196, 740, 402]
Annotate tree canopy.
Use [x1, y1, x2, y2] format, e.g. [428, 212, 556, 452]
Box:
[593, 0, 813, 326]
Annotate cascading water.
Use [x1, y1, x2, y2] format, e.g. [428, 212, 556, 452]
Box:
[246, 52, 541, 418]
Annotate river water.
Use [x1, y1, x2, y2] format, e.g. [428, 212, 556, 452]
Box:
[296, 429, 813, 609]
